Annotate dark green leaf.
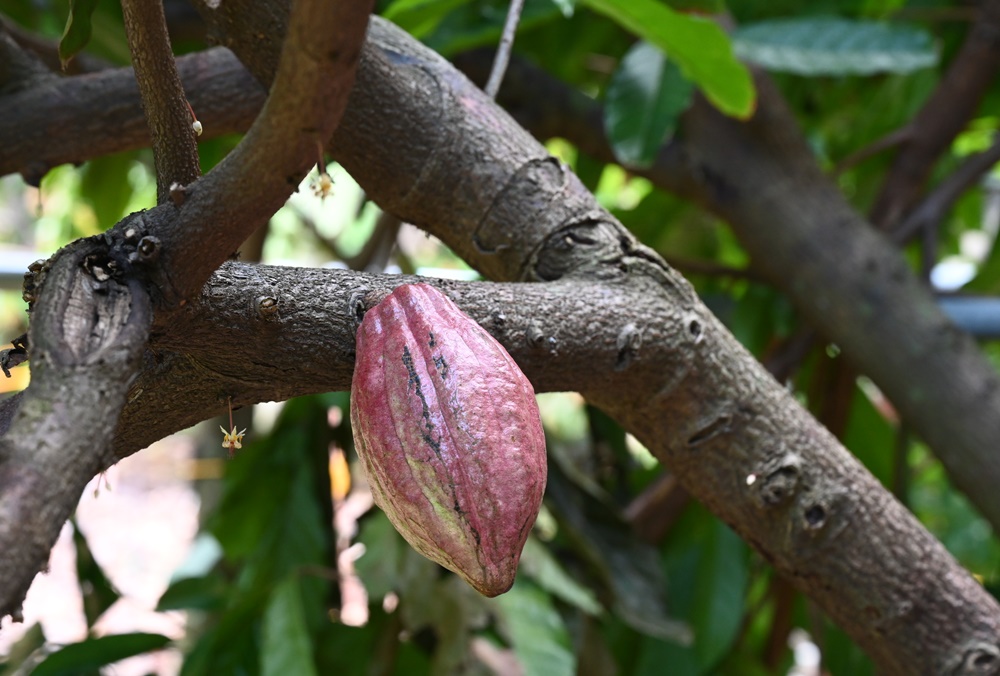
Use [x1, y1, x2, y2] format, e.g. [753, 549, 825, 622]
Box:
[494, 578, 575, 676]
[383, 0, 472, 38]
[545, 458, 690, 643]
[261, 575, 318, 676]
[605, 42, 694, 168]
[578, 0, 754, 118]
[519, 536, 602, 614]
[733, 17, 938, 76]
[32, 633, 171, 676]
[72, 519, 119, 628]
[58, 0, 99, 70]
[688, 518, 747, 668]
[157, 574, 227, 612]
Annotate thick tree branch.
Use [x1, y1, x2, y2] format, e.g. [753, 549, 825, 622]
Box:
[0, 238, 151, 617]
[121, 0, 201, 202]
[0, 47, 263, 185]
[2, 8, 1000, 671]
[455, 50, 1000, 542]
[0, 0, 371, 618]
[139, 0, 372, 303]
[870, 0, 1000, 229]
[88, 263, 1000, 673]
[181, 8, 1000, 671]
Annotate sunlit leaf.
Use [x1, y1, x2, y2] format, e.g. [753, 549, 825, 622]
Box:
[578, 0, 754, 118]
[605, 41, 694, 168]
[383, 0, 471, 38]
[549, 0, 574, 18]
[733, 17, 938, 76]
[58, 0, 99, 70]
[33, 633, 171, 676]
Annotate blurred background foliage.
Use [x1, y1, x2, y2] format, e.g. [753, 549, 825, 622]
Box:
[0, 0, 998, 674]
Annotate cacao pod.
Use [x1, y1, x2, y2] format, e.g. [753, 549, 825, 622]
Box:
[350, 283, 546, 597]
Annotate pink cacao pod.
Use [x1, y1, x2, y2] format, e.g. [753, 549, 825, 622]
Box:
[350, 283, 546, 597]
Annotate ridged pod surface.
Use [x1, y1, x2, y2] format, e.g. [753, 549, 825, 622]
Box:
[350, 284, 546, 597]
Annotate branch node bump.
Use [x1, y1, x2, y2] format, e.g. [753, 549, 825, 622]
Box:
[136, 236, 161, 263]
[257, 296, 279, 319]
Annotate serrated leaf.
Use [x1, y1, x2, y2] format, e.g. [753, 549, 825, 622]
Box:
[605, 41, 694, 168]
[732, 17, 938, 76]
[32, 633, 172, 676]
[261, 576, 318, 676]
[578, 0, 754, 118]
[58, 0, 99, 70]
[494, 578, 575, 676]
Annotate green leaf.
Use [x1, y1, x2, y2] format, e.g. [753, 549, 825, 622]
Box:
[688, 518, 747, 668]
[72, 520, 120, 628]
[261, 575, 318, 676]
[656, 503, 749, 671]
[544, 458, 690, 643]
[157, 574, 227, 612]
[0, 622, 45, 675]
[494, 578, 575, 676]
[32, 633, 172, 676]
[58, 0, 99, 70]
[549, 0, 574, 17]
[384, 0, 472, 38]
[732, 17, 938, 76]
[605, 42, 694, 168]
[519, 536, 603, 615]
[79, 151, 137, 228]
[578, 0, 754, 118]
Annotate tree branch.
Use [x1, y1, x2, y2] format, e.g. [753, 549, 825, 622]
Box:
[140, 0, 372, 303]
[0, 0, 372, 617]
[121, 0, 201, 202]
[178, 8, 1000, 670]
[2, 9, 1000, 670]
[484, 0, 526, 99]
[453, 49, 1000, 544]
[870, 0, 1000, 229]
[0, 47, 263, 185]
[88, 263, 1000, 673]
[891, 133, 1000, 244]
[0, 238, 151, 617]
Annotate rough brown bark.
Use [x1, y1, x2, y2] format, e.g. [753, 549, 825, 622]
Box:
[0, 7, 998, 674]
[121, 0, 202, 202]
[0, 0, 372, 617]
[458, 49, 1000, 540]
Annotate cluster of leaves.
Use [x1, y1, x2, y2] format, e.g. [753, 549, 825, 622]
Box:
[2, 0, 999, 673]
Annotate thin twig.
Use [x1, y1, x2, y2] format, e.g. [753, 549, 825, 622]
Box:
[831, 126, 911, 177]
[483, 0, 526, 99]
[890, 133, 1000, 245]
[120, 0, 201, 204]
[664, 256, 766, 282]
